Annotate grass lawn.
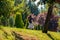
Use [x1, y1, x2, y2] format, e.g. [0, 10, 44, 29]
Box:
[0, 26, 60, 40]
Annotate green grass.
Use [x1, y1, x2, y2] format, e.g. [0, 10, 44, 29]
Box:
[0, 26, 60, 40]
[48, 31, 60, 40]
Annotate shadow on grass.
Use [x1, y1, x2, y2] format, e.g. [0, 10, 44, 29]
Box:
[47, 33, 54, 40]
[12, 31, 24, 40]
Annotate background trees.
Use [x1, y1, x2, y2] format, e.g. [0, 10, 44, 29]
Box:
[0, 0, 14, 17]
[0, 0, 60, 31]
[28, 0, 39, 16]
[0, 0, 14, 26]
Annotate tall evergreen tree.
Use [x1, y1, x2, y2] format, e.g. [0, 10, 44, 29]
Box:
[15, 13, 24, 28]
[28, 0, 39, 16]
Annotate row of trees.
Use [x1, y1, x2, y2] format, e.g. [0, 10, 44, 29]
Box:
[0, 0, 30, 27]
[0, 0, 14, 26]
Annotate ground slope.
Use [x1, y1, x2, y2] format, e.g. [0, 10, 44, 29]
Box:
[0, 26, 60, 40]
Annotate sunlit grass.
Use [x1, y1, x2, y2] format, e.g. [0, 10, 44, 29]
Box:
[49, 31, 60, 40]
[0, 26, 60, 40]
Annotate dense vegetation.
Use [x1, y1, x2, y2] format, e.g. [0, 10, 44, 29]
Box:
[0, 0, 60, 40]
[15, 13, 24, 28]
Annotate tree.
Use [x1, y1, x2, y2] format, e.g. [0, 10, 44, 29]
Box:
[0, 0, 14, 26]
[28, 0, 39, 16]
[15, 12, 24, 28]
[14, 0, 31, 28]
[42, 0, 60, 33]
[9, 14, 15, 27]
[0, 0, 14, 17]
[55, 0, 60, 4]
[14, 0, 22, 6]
[22, 1, 31, 28]
[42, 0, 55, 33]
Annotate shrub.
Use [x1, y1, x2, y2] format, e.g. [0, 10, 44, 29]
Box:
[9, 16, 15, 27]
[15, 13, 24, 28]
[1, 16, 8, 26]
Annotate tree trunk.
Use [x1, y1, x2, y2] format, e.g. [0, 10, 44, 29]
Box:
[42, 4, 54, 33]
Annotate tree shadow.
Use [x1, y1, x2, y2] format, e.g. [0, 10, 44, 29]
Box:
[12, 31, 24, 40]
[46, 33, 54, 40]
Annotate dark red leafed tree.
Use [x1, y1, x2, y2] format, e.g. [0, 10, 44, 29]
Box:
[42, 0, 60, 33]
[55, 0, 60, 4]
[42, 0, 54, 33]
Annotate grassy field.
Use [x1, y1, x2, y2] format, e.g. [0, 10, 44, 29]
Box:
[0, 26, 60, 40]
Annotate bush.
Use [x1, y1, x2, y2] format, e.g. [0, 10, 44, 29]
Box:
[15, 13, 24, 28]
[9, 16, 15, 27]
[1, 16, 8, 26]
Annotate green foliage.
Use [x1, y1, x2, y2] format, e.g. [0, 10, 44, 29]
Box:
[14, 0, 22, 6]
[14, 0, 31, 28]
[13, 0, 25, 13]
[22, 6, 31, 27]
[15, 12, 24, 28]
[46, 0, 55, 4]
[9, 16, 15, 27]
[14, 0, 31, 14]
[0, 0, 14, 17]
[1, 16, 8, 26]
